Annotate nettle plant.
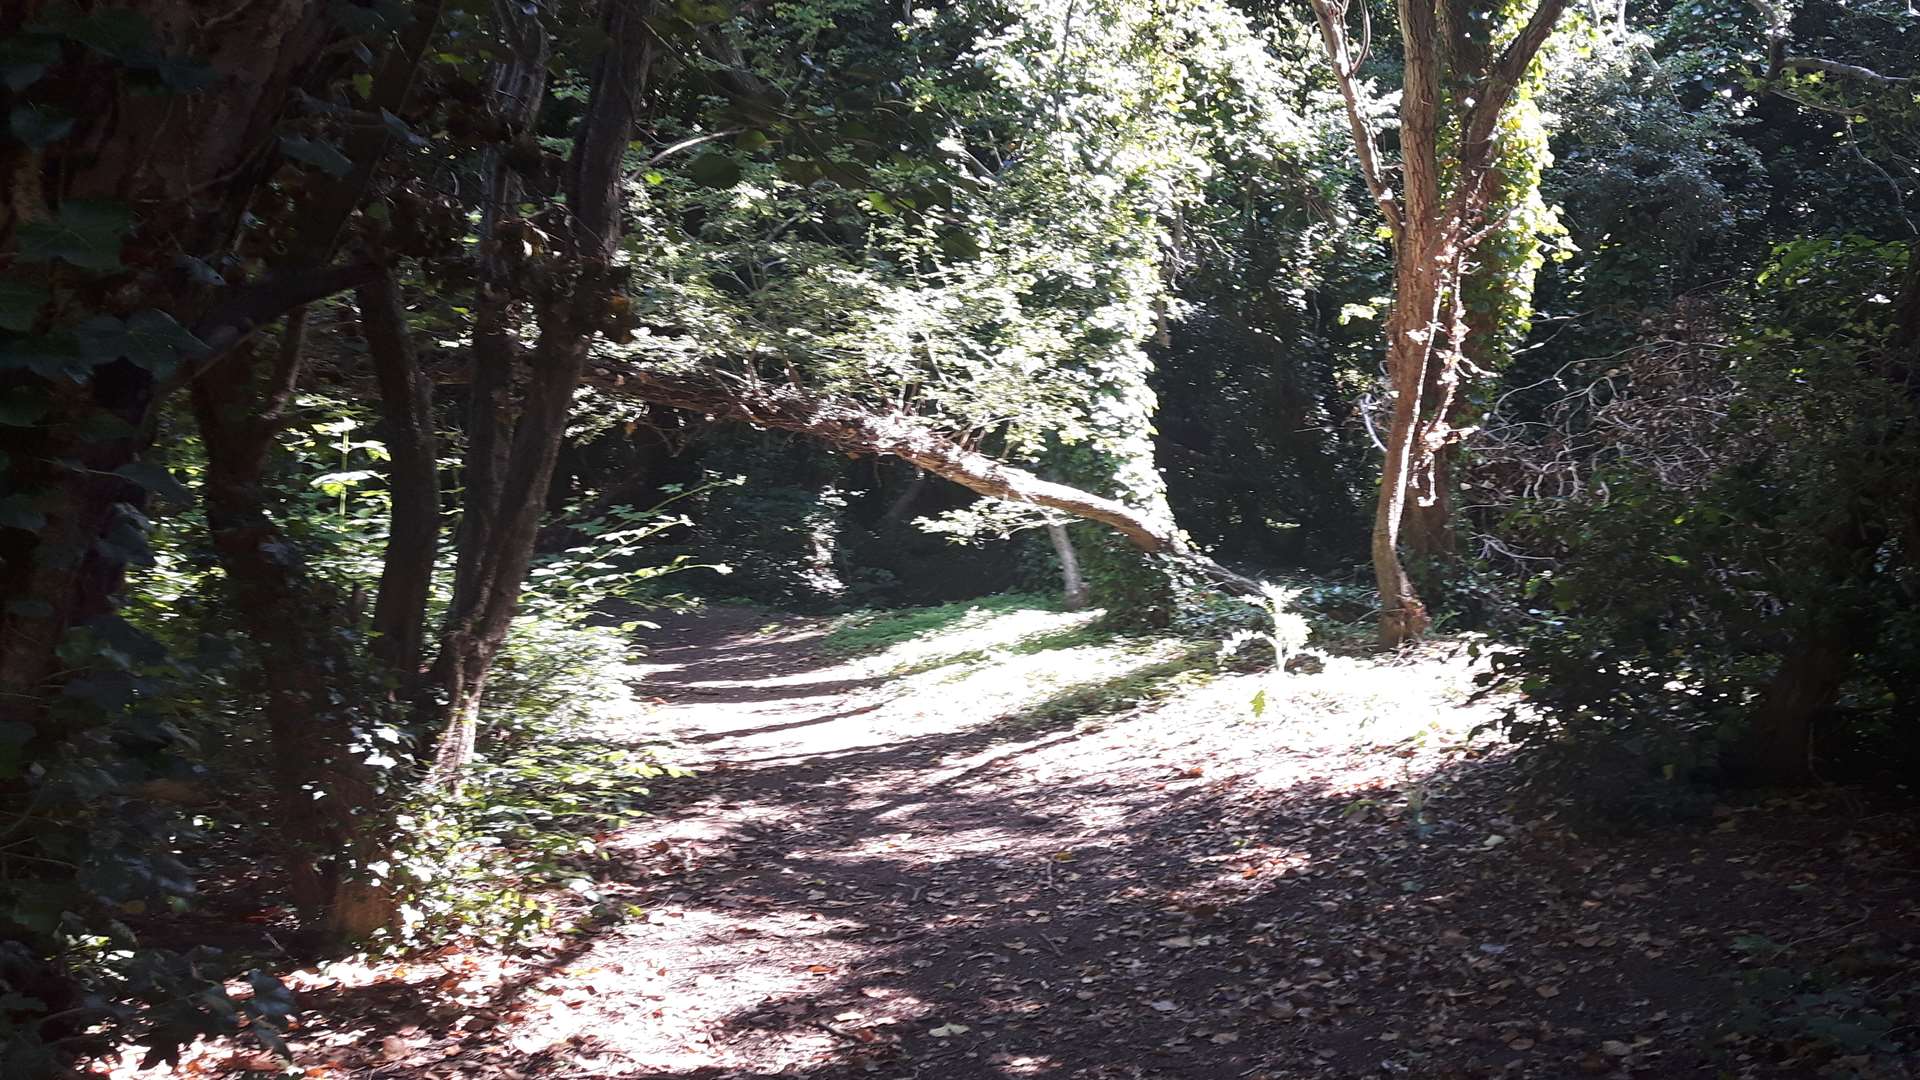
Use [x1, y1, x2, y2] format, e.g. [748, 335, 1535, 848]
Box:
[1218, 582, 1311, 718]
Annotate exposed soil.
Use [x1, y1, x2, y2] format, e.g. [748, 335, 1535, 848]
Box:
[132, 606, 1919, 1080]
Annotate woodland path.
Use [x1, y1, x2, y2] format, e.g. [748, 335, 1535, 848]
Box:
[223, 606, 1918, 1080]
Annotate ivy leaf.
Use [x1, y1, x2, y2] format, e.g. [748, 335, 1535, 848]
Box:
[0, 282, 51, 332]
[17, 200, 133, 271]
[279, 135, 353, 177]
[122, 310, 208, 374]
[0, 331, 89, 381]
[28, 7, 156, 60]
[0, 388, 51, 427]
[74, 310, 207, 376]
[379, 108, 426, 146]
[938, 229, 982, 260]
[674, 0, 733, 24]
[8, 104, 73, 147]
[687, 152, 742, 189]
[114, 462, 192, 504]
[144, 54, 218, 92]
[172, 253, 226, 287]
[0, 495, 46, 532]
[0, 37, 61, 92]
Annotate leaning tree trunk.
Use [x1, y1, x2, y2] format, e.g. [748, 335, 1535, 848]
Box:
[1047, 523, 1092, 611]
[594, 368, 1265, 596]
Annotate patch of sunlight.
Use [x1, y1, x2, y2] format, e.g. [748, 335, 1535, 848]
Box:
[823, 593, 1095, 668]
[878, 628, 1194, 731]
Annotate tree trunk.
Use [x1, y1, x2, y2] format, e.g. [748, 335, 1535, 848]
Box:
[189, 321, 394, 939]
[1309, 0, 1570, 645]
[427, 0, 655, 785]
[1048, 523, 1091, 611]
[878, 467, 930, 533]
[1371, 241, 1447, 645]
[451, 0, 551, 623]
[0, 0, 334, 732]
[1404, 446, 1456, 557]
[359, 271, 441, 680]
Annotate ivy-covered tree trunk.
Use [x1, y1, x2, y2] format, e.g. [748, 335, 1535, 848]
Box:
[190, 323, 394, 939]
[0, 0, 335, 733]
[1309, 0, 1569, 645]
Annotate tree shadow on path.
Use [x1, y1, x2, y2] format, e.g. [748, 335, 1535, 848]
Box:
[283, 608, 1920, 1080]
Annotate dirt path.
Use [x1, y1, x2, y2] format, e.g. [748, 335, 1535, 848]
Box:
[185, 606, 1918, 1080]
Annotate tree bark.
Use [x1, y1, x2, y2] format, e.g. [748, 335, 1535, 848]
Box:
[0, 0, 334, 734]
[594, 367, 1265, 596]
[878, 468, 930, 533]
[452, 0, 552, 622]
[189, 320, 393, 939]
[358, 271, 440, 679]
[1309, 0, 1569, 645]
[1048, 523, 1091, 611]
[427, 0, 655, 785]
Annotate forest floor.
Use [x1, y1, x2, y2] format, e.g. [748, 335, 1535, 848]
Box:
[129, 600, 1918, 1080]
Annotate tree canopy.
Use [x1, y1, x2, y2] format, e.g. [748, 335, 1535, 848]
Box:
[0, 0, 1916, 1072]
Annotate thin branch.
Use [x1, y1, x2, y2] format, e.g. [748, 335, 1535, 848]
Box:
[1781, 56, 1912, 84]
[1307, 0, 1403, 241]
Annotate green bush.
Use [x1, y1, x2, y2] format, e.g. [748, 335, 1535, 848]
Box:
[1479, 238, 1920, 790]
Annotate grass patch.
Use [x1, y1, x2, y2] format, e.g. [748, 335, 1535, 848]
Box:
[996, 642, 1218, 732]
[820, 593, 1060, 657]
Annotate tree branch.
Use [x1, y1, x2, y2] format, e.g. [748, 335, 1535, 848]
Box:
[592, 365, 1265, 596]
[1307, 0, 1403, 241]
[1781, 56, 1912, 84]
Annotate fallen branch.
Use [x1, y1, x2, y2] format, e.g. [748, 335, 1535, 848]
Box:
[591, 364, 1264, 595]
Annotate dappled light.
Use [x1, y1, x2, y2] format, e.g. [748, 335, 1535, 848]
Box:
[3, 0, 1917, 1075]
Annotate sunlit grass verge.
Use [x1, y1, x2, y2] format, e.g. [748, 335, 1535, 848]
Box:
[819, 592, 1063, 658]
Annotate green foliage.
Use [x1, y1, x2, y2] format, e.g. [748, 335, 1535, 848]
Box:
[1478, 236, 1920, 781]
[381, 729, 689, 949]
[1217, 583, 1311, 716]
[1728, 932, 1914, 1064]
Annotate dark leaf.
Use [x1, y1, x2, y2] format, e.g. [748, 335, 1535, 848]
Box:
[9, 104, 74, 147]
[17, 200, 133, 271]
[0, 282, 52, 332]
[0, 37, 61, 92]
[279, 135, 354, 177]
[938, 229, 981, 260]
[114, 462, 193, 504]
[29, 7, 156, 60]
[0, 494, 46, 532]
[0, 388, 52, 427]
[688, 152, 743, 189]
